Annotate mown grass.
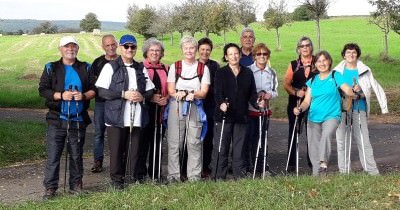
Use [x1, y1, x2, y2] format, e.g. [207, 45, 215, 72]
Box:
[0, 120, 46, 167]
[7, 174, 400, 209]
[0, 17, 399, 117]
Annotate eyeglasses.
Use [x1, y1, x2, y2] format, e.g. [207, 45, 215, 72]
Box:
[123, 44, 137, 50]
[298, 44, 311, 48]
[256, 52, 269, 56]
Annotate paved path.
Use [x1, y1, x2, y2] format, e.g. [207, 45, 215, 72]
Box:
[0, 108, 399, 205]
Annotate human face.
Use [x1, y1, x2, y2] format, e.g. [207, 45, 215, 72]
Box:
[120, 43, 137, 62]
[102, 37, 117, 58]
[59, 43, 79, 61]
[146, 44, 162, 64]
[315, 54, 331, 74]
[255, 49, 270, 67]
[225, 46, 241, 66]
[198, 44, 212, 62]
[240, 32, 255, 50]
[182, 42, 196, 62]
[298, 40, 312, 57]
[344, 49, 358, 64]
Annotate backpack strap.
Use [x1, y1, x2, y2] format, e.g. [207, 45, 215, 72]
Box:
[175, 61, 182, 84]
[197, 62, 205, 82]
[45, 62, 54, 75]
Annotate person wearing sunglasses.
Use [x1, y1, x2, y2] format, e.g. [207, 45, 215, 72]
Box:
[245, 43, 278, 177]
[283, 36, 318, 174]
[95, 34, 155, 189]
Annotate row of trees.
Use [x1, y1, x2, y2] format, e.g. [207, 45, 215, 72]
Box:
[126, 0, 331, 50]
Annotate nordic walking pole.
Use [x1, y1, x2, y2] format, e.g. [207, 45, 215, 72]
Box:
[353, 79, 367, 171]
[215, 98, 228, 181]
[74, 86, 81, 144]
[152, 105, 158, 181]
[285, 99, 300, 175]
[64, 85, 72, 192]
[125, 89, 137, 184]
[262, 100, 270, 180]
[180, 91, 193, 177]
[158, 109, 163, 180]
[252, 108, 262, 179]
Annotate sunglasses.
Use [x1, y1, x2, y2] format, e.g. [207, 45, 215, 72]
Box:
[256, 52, 269, 56]
[298, 44, 311, 48]
[123, 44, 137, 50]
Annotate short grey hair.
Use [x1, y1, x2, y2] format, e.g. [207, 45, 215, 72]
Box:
[180, 35, 198, 50]
[101, 34, 117, 44]
[241, 27, 255, 39]
[296, 36, 314, 55]
[142, 37, 165, 58]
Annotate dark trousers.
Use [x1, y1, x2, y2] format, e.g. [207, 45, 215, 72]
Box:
[43, 121, 85, 190]
[211, 122, 247, 179]
[107, 126, 141, 184]
[93, 101, 106, 162]
[246, 115, 270, 173]
[136, 104, 163, 180]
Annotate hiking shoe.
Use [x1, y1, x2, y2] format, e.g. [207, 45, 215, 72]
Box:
[43, 187, 57, 200]
[91, 160, 103, 173]
[318, 167, 328, 176]
[69, 182, 83, 195]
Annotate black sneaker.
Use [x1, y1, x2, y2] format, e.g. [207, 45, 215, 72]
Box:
[43, 187, 57, 200]
[91, 160, 103, 173]
[69, 182, 83, 195]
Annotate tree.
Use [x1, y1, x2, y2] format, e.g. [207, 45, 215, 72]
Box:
[301, 0, 329, 51]
[216, 0, 238, 44]
[369, 0, 400, 55]
[126, 4, 158, 39]
[263, 0, 291, 50]
[146, 8, 174, 44]
[292, 5, 313, 21]
[80, 12, 101, 32]
[233, 0, 257, 27]
[31, 21, 58, 34]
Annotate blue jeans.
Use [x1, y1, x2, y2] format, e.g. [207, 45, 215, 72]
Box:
[43, 121, 85, 190]
[93, 101, 106, 162]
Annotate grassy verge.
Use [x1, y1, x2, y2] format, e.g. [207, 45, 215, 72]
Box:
[0, 120, 46, 167]
[9, 174, 400, 209]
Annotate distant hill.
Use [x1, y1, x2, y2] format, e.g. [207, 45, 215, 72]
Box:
[0, 19, 125, 33]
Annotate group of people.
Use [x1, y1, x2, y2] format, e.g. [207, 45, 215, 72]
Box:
[38, 27, 388, 199]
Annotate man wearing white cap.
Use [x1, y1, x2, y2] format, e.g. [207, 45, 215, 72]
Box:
[39, 36, 95, 199]
[96, 34, 155, 188]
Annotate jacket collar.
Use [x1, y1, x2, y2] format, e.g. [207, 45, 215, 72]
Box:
[333, 60, 370, 75]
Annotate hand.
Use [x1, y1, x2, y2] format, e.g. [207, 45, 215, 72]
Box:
[157, 96, 168, 106]
[257, 99, 266, 110]
[151, 93, 162, 103]
[296, 89, 306, 98]
[293, 107, 302, 115]
[71, 90, 85, 101]
[263, 92, 272, 100]
[131, 90, 143, 103]
[175, 91, 187, 101]
[185, 92, 195, 101]
[62, 90, 74, 101]
[352, 84, 361, 93]
[220, 102, 228, 112]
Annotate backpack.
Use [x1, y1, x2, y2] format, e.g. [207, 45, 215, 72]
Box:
[174, 60, 205, 84]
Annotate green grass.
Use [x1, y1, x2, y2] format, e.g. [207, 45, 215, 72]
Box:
[7, 174, 400, 209]
[0, 17, 399, 116]
[0, 120, 46, 167]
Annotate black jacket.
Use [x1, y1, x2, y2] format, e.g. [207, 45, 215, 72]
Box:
[38, 58, 94, 126]
[92, 55, 112, 102]
[214, 64, 258, 123]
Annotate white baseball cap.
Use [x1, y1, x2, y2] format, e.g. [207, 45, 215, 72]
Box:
[59, 36, 79, 47]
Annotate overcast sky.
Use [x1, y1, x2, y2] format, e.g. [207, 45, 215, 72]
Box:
[0, 0, 375, 22]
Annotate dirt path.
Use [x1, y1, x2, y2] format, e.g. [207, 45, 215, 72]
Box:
[0, 108, 399, 205]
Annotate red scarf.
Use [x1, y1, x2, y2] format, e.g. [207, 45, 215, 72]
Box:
[143, 58, 169, 97]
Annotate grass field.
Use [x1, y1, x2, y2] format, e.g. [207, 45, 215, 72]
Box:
[7, 174, 400, 209]
[0, 16, 399, 117]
